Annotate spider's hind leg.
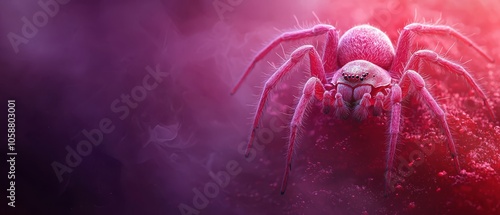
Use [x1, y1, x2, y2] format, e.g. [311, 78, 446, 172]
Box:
[231, 24, 339, 95]
[391, 23, 494, 75]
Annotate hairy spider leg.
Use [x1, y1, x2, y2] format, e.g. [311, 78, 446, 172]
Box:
[391, 23, 494, 76]
[281, 77, 325, 195]
[231, 24, 339, 95]
[399, 70, 461, 172]
[244, 45, 327, 157]
[385, 84, 402, 194]
[403, 49, 496, 119]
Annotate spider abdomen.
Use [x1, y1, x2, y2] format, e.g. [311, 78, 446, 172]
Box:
[337, 25, 395, 70]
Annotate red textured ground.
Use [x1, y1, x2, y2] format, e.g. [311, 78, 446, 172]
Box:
[226, 0, 500, 214]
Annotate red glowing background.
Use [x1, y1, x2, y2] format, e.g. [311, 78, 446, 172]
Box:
[0, 0, 499, 214]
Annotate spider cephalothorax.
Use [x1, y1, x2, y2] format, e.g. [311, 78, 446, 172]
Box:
[231, 23, 494, 194]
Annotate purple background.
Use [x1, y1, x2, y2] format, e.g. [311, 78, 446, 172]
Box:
[1, 0, 499, 214]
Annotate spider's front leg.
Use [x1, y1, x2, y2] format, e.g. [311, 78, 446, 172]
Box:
[385, 84, 402, 193]
[231, 24, 339, 95]
[244, 45, 328, 157]
[399, 70, 461, 172]
[403, 49, 495, 119]
[281, 77, 325, 195]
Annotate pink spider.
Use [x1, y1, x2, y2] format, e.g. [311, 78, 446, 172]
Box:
[231, 23, 495, 194]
